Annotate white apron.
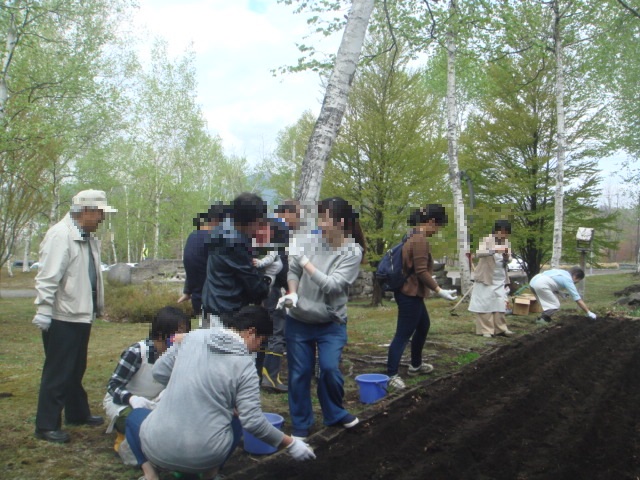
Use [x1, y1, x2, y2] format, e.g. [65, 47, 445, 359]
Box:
[469, 253, 508, 313]
[103, 341, 165, 433]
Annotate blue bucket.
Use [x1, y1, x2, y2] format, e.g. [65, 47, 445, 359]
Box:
[355, 374, 389, 404]
[243, 413, 284, 455]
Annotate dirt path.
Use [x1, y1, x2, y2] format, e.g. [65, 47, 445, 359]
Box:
[227, 316, 640, 480]
[0, 288, 36, 298]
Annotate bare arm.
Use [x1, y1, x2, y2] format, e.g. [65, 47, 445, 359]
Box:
[576, 299, 590, 314]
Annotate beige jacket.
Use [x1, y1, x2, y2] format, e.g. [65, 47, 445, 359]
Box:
[34, 213, 105, 322]
[474, 235, 511, 286]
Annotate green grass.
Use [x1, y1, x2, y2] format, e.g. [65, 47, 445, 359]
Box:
[0, 269, 37, 289]
[1, 272, 637, 479]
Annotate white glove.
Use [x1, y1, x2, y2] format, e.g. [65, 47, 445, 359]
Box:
[129, 395, 156, 410]
[32, 314, 52, 331]
[587, 311, 597, 320]
[287, 437, 316, 461]
[276, 292, 298, 310]
[298, 255, 310, 268]
[436, 288, 458, 301]
[286, 236, 301, 256]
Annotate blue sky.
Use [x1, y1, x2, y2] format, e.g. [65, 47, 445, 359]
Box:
[132, 1, 630, 204]
[133, 0, 339, 165]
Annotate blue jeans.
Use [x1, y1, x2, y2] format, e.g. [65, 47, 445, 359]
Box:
[387, 292, 430, 377]
[125, 408, 152, 466]
[125, 409, 242, 471]
[286, 316, 349, 434]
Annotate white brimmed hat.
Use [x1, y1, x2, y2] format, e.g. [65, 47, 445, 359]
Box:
[72, 189, 117, 213]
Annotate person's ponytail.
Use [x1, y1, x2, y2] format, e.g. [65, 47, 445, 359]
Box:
[318, 197, 367, 263]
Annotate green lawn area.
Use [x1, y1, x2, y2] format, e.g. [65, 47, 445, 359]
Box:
[0, 271, 637, 479]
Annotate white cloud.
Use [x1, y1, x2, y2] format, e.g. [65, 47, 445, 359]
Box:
[133, 0, 338, 165]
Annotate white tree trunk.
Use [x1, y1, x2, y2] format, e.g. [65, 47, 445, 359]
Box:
[0, 6, 18, 122]
[446, 0, 472, 293]
[125, 184, 131, 263]
[153, 172, 161, 260]
[49, 183, 59, 226]
[296, 0, 374, 202]
[21, 223, 32, 272]
[551, 0, 566, 268]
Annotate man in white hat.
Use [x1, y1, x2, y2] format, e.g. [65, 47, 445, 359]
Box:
[33, 189, 117, 443]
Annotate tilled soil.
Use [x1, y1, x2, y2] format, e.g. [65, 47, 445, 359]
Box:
[228, 316, 640, 480]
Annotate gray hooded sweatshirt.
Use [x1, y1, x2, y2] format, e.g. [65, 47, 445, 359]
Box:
[140, 327, 284, 473]
[287, 235, 362, 325]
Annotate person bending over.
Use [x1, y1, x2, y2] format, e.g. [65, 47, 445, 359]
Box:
[529, 266, 596, 324]
[125, 305, 315, 480]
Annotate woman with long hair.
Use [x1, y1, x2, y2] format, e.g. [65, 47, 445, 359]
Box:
[278, 197, 366, 439]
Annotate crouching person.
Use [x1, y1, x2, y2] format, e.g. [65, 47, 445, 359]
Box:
[125, 305, 315, 480]
[104, 306, 190, 452]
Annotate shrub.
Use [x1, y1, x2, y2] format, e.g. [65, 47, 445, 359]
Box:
[104, 282, 192, 323]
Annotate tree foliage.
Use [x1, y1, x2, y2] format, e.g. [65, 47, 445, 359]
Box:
[460, 37, 617, 278]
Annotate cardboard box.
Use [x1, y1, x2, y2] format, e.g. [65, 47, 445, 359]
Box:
[513, 296, 532, 315]
[512, 294, 542, 315]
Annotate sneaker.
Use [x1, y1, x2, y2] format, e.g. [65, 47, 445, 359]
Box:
[482, 333, 493, 338]
[340, 413, 359, 429]
[502, 329, 514, 337]
[388, 374, 406, 389]
[407, 363, 434, 376]
[536, 318, 550, 326]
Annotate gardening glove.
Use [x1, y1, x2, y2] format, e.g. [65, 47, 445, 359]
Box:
[32, 313, 52, 332]
[297, 255, 310, 268]
[276, 292, 298, 310]
[287, 437, 316, 461]
[436, 288, 458, 301]
[286, 236, 304, 257]
[586, 311, 597, 320]
[129, 395, 156, 410]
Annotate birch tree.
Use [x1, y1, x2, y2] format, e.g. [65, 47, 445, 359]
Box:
[295, 0, 375, 202]
[550, 0, 567, 268]
[443, 0, 472, 292]
[322, 33, 448, 304]
[0, 0, 132, 270]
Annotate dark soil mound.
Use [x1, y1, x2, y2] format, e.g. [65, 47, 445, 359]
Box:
[613, 284, 640, 297]
[228, 316, 640, 480]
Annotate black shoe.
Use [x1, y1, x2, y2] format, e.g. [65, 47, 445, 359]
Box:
[261, 377, 288, 393]
[66, 415, 104, 426]
[35, 429, 70, 443]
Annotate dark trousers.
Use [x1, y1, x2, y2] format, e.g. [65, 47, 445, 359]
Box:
[265, 285, 286, 354]
[256, 285, 287, 378]
[387, 292, 431, 377]
[36, 319, 92, 430]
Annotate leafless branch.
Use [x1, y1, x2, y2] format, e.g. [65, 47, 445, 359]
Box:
[616, 0, 640, 19]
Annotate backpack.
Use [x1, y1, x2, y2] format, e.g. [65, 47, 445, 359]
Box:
[375, 235, 410, 292]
